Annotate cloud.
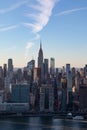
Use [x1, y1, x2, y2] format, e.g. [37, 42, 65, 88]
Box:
[23, 0, 59, 58]
[56, 7, 87, 16]
[26, 42, 34, 49]
[0, 25, 18, 32]
[25, 42, 34, 58]
[28, 33, 40, 42]
[0, 0, 27, 14]
[24, 0, 58, 33]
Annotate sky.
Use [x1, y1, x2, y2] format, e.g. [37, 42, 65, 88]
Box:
[0, 0, 87, 68]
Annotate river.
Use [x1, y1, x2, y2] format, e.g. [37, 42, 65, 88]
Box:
[0, 116, 87, 130]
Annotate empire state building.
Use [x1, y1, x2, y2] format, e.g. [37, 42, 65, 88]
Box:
[38, 42, 43, 80]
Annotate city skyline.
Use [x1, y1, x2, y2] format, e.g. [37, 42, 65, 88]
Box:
[0, 0, 87, 68]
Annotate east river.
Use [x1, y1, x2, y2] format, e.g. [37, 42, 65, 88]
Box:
[0, 116, 87, 130]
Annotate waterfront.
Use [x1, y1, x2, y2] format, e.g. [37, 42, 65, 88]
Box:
[0, 116, 87, 130]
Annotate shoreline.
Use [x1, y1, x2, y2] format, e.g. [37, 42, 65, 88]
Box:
[0, 112, 86, 120]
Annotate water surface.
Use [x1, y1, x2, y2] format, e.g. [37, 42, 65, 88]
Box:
[0, 116, 87, 130]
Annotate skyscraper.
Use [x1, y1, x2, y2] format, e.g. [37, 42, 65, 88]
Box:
[17, 68, 23, 82]
[0, 66, 4, 90]
[27, 60, 35, 71]
[0, 66, 3, 79]
[66, 64, 70, 76]
[27, 59, 35, 83]
[67, 71, 73, 111]
[38, 42, 43, 80]
[8, 58, 13, 79]
[44, 59, 49, 80]
[67, 71, 72, 92]
[40, 84, 54, 112]
[8, 59, 13, 74]
[84, 64, 87, 77]
[50, 58, 55, 75]
[61, 77, 67, 111]
[3, 64, 7, 78]
[11, 84, 30, 103]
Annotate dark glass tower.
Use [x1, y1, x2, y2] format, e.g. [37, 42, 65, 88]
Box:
[38, 42, 43, 81]
[44, 59, 48, 80]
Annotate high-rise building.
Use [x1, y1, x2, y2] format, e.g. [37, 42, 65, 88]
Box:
[0, 90, 4, 103]
[66, 64, 70, 76]
[40, 84, 54, 112]
[23, 67, 28, 81]
[8, 59, 13, 73]
[62, 66, 65, 76]
[75, 71, 80, 91]
[79, 85, 87, 111]
[50, 58, 55, 75]
[80, 68, 84, 77]
[84, 64, 87, 77]
[34, 68, 41, 83]
[72, 67, 76, 78]
[44, 59, 49, 80]
[67, 71, 73, 110]
[0, 66, 3, 79]
[72, 67, 76, 86]
[61, 77, 67, 111]
[67, 71, 72, 92]
[8, 58, 13, 80]
[0, 66, 4, 90]
[3, 64, 7, 78]
[55, 68, 59, 75]
[10, 84, 30, 103]
[17, 68, 23, 82]
[27, 60, 35, 71]
[4, 77, 10, 90]
[27, 60, 35, 82]
[38, 43, 43, 80]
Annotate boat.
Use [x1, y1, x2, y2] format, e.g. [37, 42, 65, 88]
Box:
[66, 113, 73, 119]
[73, 115, 84, 120]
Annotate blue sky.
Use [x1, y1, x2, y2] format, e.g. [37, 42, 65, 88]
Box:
[0, 0, 87, 68]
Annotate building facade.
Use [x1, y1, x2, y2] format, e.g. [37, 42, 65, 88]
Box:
[38, 43, 44, 81]
[40, 84, 54, 112]
[50, 58, 55, 76]
[10, 84, 30, 104]
[44, 59, 49, 80]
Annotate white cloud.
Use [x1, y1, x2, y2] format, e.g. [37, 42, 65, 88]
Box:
[23, 0, 59, 58]
[0, 25, 18, 32]
[24, 0, 58, 33]
[23, 0, 59, 59]
[0, 0, 27, 14]
[56, 7, 87, 16]
[25, 42, 34, 58]
[26, 42, 34, 49]
[28, 33, 41, 41]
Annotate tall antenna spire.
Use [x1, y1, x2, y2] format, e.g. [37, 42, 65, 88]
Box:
[40, 39, 42, 49]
